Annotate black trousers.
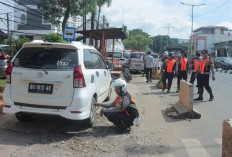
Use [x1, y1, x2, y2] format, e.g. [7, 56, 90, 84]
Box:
[177, 70, 188, 90]
[104, 112, 134, 127]
[190, 72, 197, 85]
[162, 72, 174, 90]
[197, 74, 213, 98]
[146, 68, 152, 81]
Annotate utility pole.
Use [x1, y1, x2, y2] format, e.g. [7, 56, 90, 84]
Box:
[163, 26, 174, 47]
[6, 13, 10, 44]
[180, 2, 206, 56]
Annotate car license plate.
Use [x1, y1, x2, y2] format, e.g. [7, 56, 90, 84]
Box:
[135, 64, 141, 67]
[28, 83, 53, 94]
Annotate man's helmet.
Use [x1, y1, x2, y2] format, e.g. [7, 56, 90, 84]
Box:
[111, 78, 127, 92]
[168, 52, 173, 56]
[164, 51, 168, 55]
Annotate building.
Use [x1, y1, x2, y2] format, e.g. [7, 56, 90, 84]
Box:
[10, 0, 81, 40]
[192, 26, 232, 53]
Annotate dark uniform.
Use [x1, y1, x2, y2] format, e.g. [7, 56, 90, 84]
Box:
[175, 56, 189, 92]
[189, 57, 201, 85]
[194, 54, 215, 101]
[161, 58, 176, 92]
[102, 91, 139, 128]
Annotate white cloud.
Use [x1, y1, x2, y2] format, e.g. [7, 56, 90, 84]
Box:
[101, 0, 231, 39]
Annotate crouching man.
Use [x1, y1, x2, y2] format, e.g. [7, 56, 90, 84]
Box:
[94, 78, 139, 134]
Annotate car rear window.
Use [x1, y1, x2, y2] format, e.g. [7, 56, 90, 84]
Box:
[131, 53, 144, 58]
[107, 52, 122, 58]
[13, 47, 78, 70]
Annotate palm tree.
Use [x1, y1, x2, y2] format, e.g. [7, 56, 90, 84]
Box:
[96, 0, 112, 29]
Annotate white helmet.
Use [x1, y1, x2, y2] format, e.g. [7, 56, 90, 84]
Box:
[111, 78, 127, 92]
[164, 51, 168, 55]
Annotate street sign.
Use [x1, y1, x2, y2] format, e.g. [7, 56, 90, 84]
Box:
[63, 27, 76, 42]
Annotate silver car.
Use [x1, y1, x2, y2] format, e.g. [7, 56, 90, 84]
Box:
[0, 44, 11, 78]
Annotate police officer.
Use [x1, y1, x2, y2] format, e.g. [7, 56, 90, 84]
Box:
[194, 50, 215, 101]
[189, 51, 201, 85]
[175, 50, 189, 92]
[94, 78, 139, 134]
[161, 52, 176, 92]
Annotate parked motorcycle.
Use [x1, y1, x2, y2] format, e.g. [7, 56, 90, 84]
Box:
[122, 63, 132, 83]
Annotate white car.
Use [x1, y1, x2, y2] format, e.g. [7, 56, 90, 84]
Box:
[3, 41, 112, 126]
[129, 52, 145, 72]
[106, 50, 130, 67]
[151, 53, 161, 69]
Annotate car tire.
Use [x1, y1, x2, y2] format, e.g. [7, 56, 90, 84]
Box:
[15, 113, 32, 122]
[104, 88, 112, 102]
[83, 97, 96, 127]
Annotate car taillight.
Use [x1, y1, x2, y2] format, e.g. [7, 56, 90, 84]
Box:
[73, 65, 86, 88]
[5, 62, 13, 84]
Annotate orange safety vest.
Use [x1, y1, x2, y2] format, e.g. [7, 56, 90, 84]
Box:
[179, 58, 188, 71]
[115, 96, 136, 116]
[165, 59, 176, 73]
[193, 59, 200, 71]
[199, 58, 211, 74]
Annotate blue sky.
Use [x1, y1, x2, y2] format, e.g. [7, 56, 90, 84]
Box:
[102, 0, 232, 39]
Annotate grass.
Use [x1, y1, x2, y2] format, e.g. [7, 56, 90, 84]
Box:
[0, 79, 6, 86]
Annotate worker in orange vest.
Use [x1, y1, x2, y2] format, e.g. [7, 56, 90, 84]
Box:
[189, 51, 201, 85]
[175, 50, 189, 92]
[161, 52, 176, 92]
[194, 50, 215, 101]
[94, 78, 139, 134]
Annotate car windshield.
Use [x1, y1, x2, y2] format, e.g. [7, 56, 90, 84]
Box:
[131, 53, 144, 59]
[224, 57, 232, 63]
[123, 53, 130, 59]
[0, 47, 10, 56]
[13, 47, 78, 70]
[107, 52, 122, 58]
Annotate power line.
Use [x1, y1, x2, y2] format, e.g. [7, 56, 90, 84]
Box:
[194, 0, 232, 17]
[0, 28, 51, 36]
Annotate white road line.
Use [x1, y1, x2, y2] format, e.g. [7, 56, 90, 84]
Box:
[181, 138, 210, 157]
[215, 138, 222, 145]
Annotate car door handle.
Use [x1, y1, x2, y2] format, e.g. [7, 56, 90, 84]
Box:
[96, 71, 99, 77]
[91, 74, 94, 83]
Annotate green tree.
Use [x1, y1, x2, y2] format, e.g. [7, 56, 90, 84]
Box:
[42, 33, 65, 43]
[38, 0, 97, 32]
[96, 0, 112, 29]
[129, 29, 150, 38]
[123, 34, 153, 51]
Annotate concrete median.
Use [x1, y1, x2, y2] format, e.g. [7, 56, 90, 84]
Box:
[222, 119, 232, 157]
[166, 80, 201, 119]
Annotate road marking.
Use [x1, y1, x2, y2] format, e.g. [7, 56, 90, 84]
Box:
[181, 138, 210, 157]
[215, 138, 222, 145]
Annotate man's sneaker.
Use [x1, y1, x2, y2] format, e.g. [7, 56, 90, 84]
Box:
[149, 80, 152, 82]
[146, 81, 148, 83]
[167, 90, 170, 93]
[176, 89, 179, 93]
[162, 88, 165, 92]
[209, 96, 214, 101]
[194, 97, 203, 101]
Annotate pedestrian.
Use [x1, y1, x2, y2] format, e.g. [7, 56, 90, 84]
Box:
[94, 78, 139, 134]
[145, 51, 154, 83]
[175, 50, 189, 92]
[194, 49, 215, 101]
[161, 52, 176, 92]
[189, 51, 201, 85]
[161, 51, 168, 62]
[141, 54, 146, 77]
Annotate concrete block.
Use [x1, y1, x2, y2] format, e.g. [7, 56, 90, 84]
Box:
[179, 80, 193, 112]
[222, 119, 232, 157]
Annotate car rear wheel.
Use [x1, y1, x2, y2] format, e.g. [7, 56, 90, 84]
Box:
[83, 97, 96, 127]
[15, 113, 32, 122]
